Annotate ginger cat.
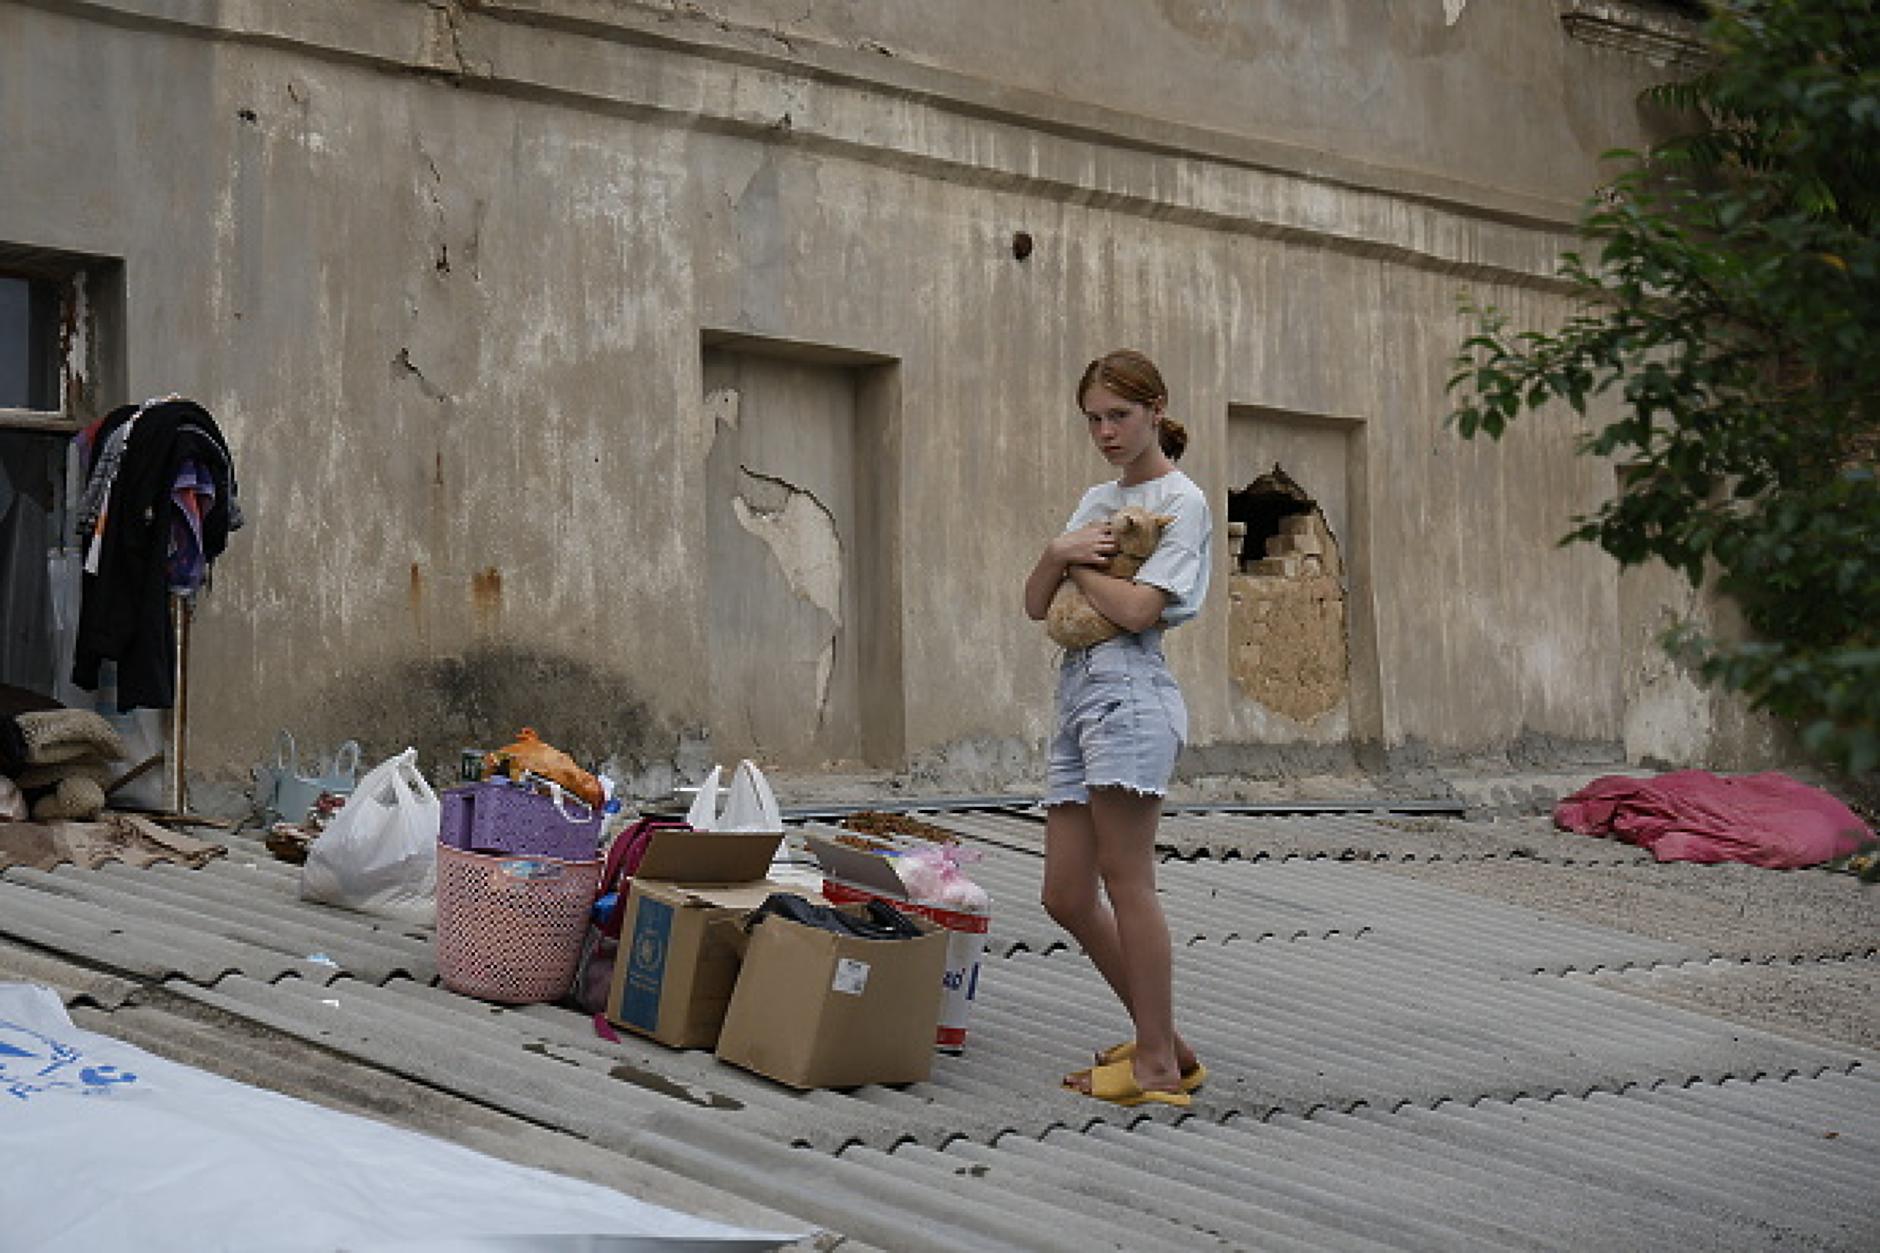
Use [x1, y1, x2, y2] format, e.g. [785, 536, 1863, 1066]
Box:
[1045, 506, 1173, 650]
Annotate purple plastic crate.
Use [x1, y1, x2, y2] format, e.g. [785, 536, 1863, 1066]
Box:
[438, 781, 602, 862]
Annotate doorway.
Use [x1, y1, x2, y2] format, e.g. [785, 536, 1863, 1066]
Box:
[700, 337, 902, 769]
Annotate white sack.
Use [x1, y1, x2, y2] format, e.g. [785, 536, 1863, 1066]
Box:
[0, 982, 801, 1251]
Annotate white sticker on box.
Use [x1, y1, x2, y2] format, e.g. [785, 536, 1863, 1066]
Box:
[832, 958, 871, 996]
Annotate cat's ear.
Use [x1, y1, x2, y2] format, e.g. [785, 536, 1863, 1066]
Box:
[1153, 513, 1175, 528]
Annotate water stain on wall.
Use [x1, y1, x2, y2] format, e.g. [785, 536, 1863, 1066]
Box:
[470, 566, 503, 633]
[320, 643, 659, 785]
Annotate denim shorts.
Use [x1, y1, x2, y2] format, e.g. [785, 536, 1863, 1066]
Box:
[1045, 630, 1189, 808]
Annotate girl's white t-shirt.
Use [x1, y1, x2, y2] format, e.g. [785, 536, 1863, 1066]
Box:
[1063, 469, 1213, 628]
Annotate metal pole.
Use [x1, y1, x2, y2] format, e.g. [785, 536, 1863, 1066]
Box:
[166, 594, 189, 815]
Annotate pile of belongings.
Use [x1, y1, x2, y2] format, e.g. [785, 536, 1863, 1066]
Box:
[0, 687, 223, 875]
[1556, 769, 1873, 869]
[266, 791, 347, 865]
[2, 706, 128, 823]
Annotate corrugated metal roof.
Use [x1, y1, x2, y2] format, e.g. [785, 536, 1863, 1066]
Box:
[4, 803, 1876, 1251]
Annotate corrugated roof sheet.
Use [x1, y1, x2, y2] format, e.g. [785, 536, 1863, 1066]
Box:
[4, 804, 1876, 1251]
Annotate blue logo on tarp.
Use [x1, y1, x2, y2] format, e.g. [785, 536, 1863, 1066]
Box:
[0, 1018, 140, 1101]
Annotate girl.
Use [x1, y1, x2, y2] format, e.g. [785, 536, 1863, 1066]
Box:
[1023, 349, 1213, 1108]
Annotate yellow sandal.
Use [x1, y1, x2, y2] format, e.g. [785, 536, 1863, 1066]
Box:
[1079, 1059, 1190, 1109]
[1091, 1040, 1208, 1094]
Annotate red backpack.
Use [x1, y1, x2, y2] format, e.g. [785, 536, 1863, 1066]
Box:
[571, 817, 691, 1016]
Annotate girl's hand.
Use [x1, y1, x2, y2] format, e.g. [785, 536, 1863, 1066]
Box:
[1026, 520, 1115, 621]
[1054, 521, 1115, 569]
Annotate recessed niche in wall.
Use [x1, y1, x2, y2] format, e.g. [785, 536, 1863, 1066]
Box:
[699, 331, 902, 769]
[1224, 406, 1375, 736]
[1226, 463, 1349, 723]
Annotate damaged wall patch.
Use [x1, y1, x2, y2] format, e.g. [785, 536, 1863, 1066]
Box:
[732, 466, 844, 628]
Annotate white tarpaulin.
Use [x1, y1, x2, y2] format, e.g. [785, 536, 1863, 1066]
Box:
[0, 982, 802, 1252]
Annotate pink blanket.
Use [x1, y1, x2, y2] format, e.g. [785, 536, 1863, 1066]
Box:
[1555, 770, 1872, 869]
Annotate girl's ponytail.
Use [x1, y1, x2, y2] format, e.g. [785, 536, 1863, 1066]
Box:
[1158, 415, 1189, 461]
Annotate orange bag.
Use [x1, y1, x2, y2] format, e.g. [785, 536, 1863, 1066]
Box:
[482, 728, 603, 810]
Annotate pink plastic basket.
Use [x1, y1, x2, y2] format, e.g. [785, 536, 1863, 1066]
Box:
[434, 841, 602, 1004]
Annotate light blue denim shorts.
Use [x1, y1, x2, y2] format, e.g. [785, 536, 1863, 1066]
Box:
[1045, 630, 1189, 808]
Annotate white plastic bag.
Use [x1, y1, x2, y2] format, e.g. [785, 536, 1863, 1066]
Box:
[301, 748, 439, 924]
[684, 759, 782, 832]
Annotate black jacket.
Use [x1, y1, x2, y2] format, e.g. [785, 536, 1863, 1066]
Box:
[72, 399, 239, 710]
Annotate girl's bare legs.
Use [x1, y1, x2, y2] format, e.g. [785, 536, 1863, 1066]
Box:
[1042, 787, 1195, 1093]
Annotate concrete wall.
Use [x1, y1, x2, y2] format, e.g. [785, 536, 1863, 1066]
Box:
[0, 0, 1738, 796]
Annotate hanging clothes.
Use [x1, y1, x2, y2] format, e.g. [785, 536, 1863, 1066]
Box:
[166, 458, 218, 593]
[71, 398, 243, 711]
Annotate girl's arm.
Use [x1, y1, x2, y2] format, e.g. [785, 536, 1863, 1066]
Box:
[1025, 523, 1110, 620]
[1066, 565, 1170, 634]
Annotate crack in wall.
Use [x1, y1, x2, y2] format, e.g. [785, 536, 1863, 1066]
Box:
[419, 149, 451, 277]
[732, 464, 843, 722]
[422, 1, 491, 79]
[732, 464, 843, 626]
[393, 348, 449, 402]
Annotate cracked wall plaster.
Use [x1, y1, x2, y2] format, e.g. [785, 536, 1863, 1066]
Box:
[732, 465, 844, 719]
[705, 386, 742, 435]
[732, 467, 844, 628]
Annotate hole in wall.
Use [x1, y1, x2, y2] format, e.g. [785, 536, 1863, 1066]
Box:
[1226, 463, 1349, 722]
[1228, 464, 1338, 577]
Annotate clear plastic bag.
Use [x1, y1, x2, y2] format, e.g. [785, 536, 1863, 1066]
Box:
[255, 731, 363, 824]
[896, 844, 991, 913]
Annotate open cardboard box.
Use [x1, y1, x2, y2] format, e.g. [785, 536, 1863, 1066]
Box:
[633, 826, 783, 883]
[801, 823, 991, 1053]
[602, 823, 792, 1049]
[606, 878, 809, 1049]
[800, 823, 921, 890]
[715, 900, 948, 1089]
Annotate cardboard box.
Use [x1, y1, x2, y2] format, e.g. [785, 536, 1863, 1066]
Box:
[632, 826, 783, 883]
[715, 903, 949, 1089]
[605, 879, 803, 1049]
[803, 826, 992, 1053]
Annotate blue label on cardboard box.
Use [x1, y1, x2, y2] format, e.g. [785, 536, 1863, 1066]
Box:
[621, 896, 673, 1030]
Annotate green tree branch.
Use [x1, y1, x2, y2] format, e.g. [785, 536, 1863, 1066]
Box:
[1448, 0, 1880, 776]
